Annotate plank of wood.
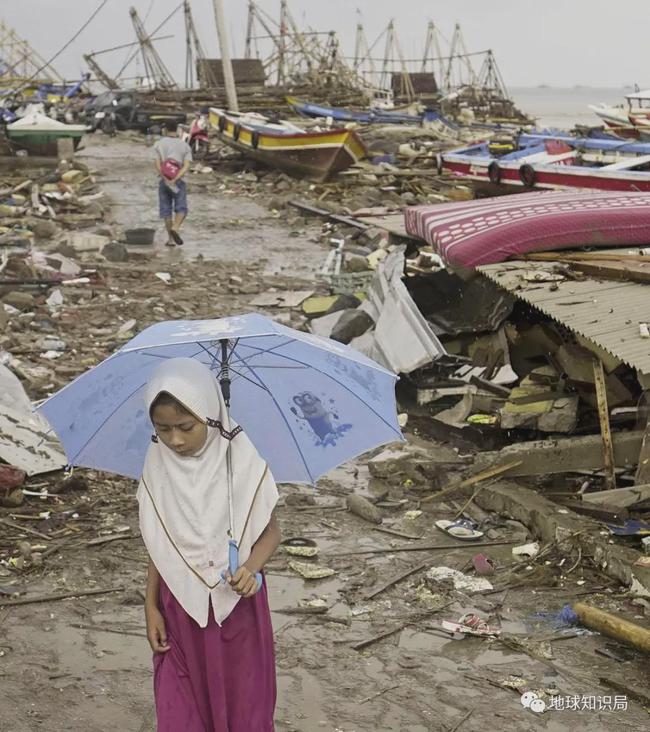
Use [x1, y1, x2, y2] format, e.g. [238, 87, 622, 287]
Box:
[635, 414, 650, 485]
[326, 539, 516, 558]
[86, 533, 134, 547]
[593, 359, 616, 491]
[0, 586, 123, 608]
[572, 260, 650, 285]
[350, 603, 454, 651]
[524, 251, 650, 263]
[288, 199, 369, 229]
[420, 459, 523, 503]
[363, 561, 429, 601]
[0, 518, 51, 541]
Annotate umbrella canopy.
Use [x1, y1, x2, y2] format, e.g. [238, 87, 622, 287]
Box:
[38, 313, 403, 483]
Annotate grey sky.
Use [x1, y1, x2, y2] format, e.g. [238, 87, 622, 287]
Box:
[2, 1, 646, 89]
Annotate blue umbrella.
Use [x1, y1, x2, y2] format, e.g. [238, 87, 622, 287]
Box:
[38, 313, 403, 485]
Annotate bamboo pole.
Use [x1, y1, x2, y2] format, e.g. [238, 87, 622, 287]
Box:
[573, 602, 650, 654]
[211, 0, 239, 111]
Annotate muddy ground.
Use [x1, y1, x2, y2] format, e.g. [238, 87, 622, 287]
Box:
[1, 135, 649, 732]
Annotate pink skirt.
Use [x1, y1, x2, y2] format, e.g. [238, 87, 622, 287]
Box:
[153, 578, 276, 731]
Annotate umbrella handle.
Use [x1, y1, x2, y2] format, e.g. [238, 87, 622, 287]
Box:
[221, 539, 263, 592]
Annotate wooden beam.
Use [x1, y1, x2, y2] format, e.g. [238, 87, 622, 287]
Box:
[592, 359, 616, 491]
[574, 602, 650, 654]
[635, 411, 650, 485]
[420, 459, 522, 503]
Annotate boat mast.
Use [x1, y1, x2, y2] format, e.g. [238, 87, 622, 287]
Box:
[211, 0, 239, 111]
[379, 20, 395, 91]
[277, 0, 288, 85]
[184, 1, 194, 88]
[245, 1, 255, 59]
[130, 6, 177, 89]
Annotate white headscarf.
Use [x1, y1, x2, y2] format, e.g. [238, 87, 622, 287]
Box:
[137, 357, 278, 627]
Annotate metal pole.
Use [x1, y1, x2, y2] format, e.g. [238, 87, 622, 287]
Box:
[211, 0, 239, 111]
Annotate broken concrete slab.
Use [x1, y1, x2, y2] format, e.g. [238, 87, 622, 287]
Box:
[500, 371, 579, 433]
[473, 431, 644, 476]
[473, 480, 650, 596]
[0, 363, 66, 475]
[582, 484, 650, 509]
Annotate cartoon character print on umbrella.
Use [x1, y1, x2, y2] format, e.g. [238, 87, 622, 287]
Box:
[290, 391, 352, 447]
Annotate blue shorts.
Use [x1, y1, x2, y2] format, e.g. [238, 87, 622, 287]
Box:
[159, 178, 188, 219]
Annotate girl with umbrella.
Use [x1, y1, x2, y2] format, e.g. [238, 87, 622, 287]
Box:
[138, 358, 280, 731]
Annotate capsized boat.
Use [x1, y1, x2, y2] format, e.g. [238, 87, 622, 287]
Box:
[286, 96, 440, 126]
[208, 108, 366, 181]
[6, 109, 87, 156]
[440, 132, 650, 192]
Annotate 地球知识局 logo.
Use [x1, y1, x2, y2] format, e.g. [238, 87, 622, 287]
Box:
[521, 691, 546, 714]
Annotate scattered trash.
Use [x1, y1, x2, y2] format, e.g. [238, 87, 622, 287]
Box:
[288, 560, 336, 580]
[404, 510, 422, 520]
[426, 565, 493, 593]
[472, 553, 496, 575]
[435, 519, 484, 541]
[281, 537, 318, 557]
[512, 542, 540, 559]
[441, 612, 501, 637]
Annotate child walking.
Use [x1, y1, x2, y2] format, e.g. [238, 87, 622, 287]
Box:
[138, 357, 281, 731]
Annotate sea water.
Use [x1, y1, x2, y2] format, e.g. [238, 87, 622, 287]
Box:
[509, 86, 632, 130]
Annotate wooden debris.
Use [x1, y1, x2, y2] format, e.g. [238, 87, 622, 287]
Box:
[635, 413, 650, 486]
[327, 539, 516, 557]
[573, 602, 650, 654]
[0, 586, 124, 608]
[593, 359, 616, 491]
[420, 460, 522, 503]
[363, 561, 429, 600]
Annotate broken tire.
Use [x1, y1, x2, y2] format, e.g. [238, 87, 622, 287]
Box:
[488, 162, 502, 185]
[519, 163, 536, 188]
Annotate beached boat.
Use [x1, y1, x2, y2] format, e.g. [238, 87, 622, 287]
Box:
[589, 89, 650, 138]
[286, 96, 440, 126]
[208, 108, 366, 181]
[6, 110, 87, 156]
[440, 132, 650, 192]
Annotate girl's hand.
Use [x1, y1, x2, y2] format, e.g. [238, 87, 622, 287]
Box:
[145, 604, 171, 653]
[227, 566, 259, 598]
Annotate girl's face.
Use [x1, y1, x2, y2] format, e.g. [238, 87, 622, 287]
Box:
[151, 403, 208, 457]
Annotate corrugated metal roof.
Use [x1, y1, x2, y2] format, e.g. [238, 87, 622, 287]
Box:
[477, 259, 650, 376]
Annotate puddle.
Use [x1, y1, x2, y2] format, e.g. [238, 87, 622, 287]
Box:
[268, 574, 342, 616]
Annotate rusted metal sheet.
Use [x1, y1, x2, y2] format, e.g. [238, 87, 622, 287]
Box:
[478, 258, 650, 377]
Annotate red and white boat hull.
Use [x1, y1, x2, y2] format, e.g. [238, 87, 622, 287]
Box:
[442, 156, 650, 192]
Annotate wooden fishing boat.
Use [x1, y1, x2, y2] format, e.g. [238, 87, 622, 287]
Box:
[6, 110, 86, 156]
[589, 89, 650, 138]
[208, 108, 366, 181]
[440, 132, 650, 192]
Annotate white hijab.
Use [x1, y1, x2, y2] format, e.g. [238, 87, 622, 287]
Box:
[137, 357, 278, 627]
